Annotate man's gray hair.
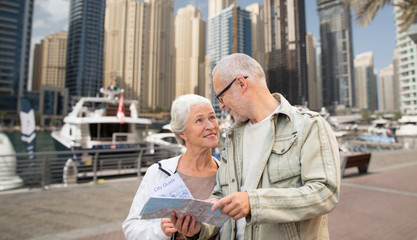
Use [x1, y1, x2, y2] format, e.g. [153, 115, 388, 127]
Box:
[170, 94, 212, 146]
[212, 53, 266, 85]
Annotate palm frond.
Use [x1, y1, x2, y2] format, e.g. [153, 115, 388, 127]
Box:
[344, 0, 392, 27]
[396, 0, 417, 32]
[345, 0, 417, 32]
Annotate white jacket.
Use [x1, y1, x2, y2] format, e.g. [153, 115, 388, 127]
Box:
[123, 156, 181, 240]
[123, 155, 219, 240]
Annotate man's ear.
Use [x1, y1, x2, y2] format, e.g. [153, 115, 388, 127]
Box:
[238, 76, 248, 93]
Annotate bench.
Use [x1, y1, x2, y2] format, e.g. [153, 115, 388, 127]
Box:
[341, 153, 371, 178]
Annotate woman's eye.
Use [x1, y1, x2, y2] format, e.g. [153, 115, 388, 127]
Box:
[196, 119, 202, 123]
[210, 116, 216, 120]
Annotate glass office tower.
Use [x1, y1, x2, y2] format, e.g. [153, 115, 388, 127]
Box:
[317, 0, 355, 108]
[0, 0, 33, 113]
[264, 0, 308, 106]
[65, 0, 105, 103]
[209, 5, 252, 118]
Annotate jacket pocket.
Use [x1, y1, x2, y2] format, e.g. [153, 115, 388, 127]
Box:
[268, 133, 300, 183]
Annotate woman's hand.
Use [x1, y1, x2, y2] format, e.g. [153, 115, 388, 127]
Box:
[170, 212, 201, 237]
[206, 197, 219, 204]
[161, 217, 177, 237]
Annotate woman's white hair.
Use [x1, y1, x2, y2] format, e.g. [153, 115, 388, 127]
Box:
[170, 94, 212, 146]
[212, 53, 266, 86]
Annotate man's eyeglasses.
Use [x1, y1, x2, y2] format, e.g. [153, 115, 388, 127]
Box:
[216, 76, 248, 103]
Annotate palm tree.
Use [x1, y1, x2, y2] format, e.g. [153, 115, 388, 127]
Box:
[344, 0, 417, 32]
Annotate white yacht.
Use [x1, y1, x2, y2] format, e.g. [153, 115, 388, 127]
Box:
[368, 118, 391, 136]
[0, 130, 23, 190]
[51, 88, 152, 152]
[396, 115, 417, 137]
[145, 124, 186, 154]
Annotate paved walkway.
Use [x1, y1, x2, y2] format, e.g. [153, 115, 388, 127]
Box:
[1, 149, 417, 240]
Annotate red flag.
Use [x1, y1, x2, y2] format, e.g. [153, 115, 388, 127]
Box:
[117, 93, 125, 124]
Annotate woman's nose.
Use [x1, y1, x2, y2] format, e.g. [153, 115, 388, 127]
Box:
[205, 120, 215, 129]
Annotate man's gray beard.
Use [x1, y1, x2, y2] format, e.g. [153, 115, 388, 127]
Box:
[231, 115, 248, 124]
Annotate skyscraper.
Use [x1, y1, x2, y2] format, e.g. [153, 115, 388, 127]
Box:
[209, 5, 252, 65]
[208, 5, 252, 117]
[65, 0, 105, 102]
[104, 0, 174, 112]
[175, 4, 206, 98]
[245, 3, 266, 70]
[264, 0, 307, 106]
[379, 64, 396, 112]
[392, 50, 401, 111]
[208, 0, 233, 18]
[394, 2, 417, 114]
[32, 31, 67, 91]
[104, 0, 146, 102]
[317, 0, 355, 108]
[0, 0, 33, 112]
[142, 0, 175, 111]
[306, 32, 320, 110]
[354, 52, 377, 111]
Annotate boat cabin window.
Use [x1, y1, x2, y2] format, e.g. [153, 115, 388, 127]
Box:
[90, 123, 129, 141]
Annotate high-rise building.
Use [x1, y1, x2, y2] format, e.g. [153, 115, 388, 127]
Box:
[175, 4, 206, 98]
[245, 3, 266, 70]
[0, 0, 33, 113]
[104, 0, 146, 102]
[306, 32, 320, 110]
[264, 0, 307, 106]
[142, 0, 175, 111]
[207, 0, 233, 66]
[317, 0, 355, 108]
[379, 64, 396, 112]
[32, 31, 67, 91]
[392, 50, 401, 111]
[209, 5, 252, 64]
[408, 19, 417, 44]
[394, 2, 417, 114]
[204, 55, 212, 99]
[65, 0, 105, 103]
[103, 0, 174, 112]
[208, 0, 233, 18]
[316, 41, 323, 109]
[208, 5, 252, 117]
[354, 52, 377, 111]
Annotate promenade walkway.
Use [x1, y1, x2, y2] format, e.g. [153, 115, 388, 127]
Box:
[1, 149, 416, 240]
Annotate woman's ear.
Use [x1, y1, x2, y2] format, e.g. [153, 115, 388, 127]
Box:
[178, 132, 187, 142]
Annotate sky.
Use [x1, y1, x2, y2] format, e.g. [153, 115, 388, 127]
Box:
[31, 0, 397, 74]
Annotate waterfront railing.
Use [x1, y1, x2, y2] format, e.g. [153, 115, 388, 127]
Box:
[0, 145, 184, 190]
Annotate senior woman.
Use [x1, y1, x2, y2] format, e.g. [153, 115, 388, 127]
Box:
[123, 94, 220, 240]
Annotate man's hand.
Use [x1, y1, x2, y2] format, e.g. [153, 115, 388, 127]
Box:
[211, 192, 250, 220]
[170, 212, 201, 237]
[160, 218, 177, 237]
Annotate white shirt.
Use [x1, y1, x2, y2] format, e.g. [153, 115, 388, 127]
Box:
[236, 105, 281, 240]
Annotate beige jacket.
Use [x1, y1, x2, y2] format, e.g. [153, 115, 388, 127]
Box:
[199, 93, 340, 240]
